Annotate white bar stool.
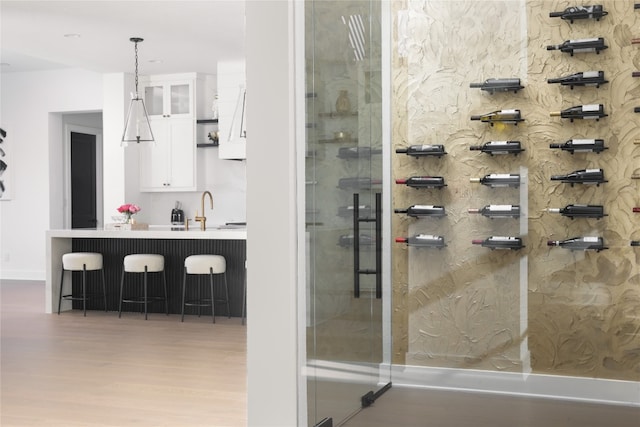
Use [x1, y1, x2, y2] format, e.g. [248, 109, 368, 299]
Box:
[181, 255, 230, 323]
[118, 254, 168, 320]
[58, 252, 107, 316]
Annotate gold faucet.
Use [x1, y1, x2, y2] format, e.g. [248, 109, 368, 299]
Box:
[194, 191, 213, 230]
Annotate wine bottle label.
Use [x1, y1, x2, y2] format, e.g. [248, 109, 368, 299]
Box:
[413, 205, 437, 209]
[585, 168, 601, 173]
[583, 104, 600, 112]
[416, 234, 439, 240]
[570, 38, 599, 43]
[572, 139, 594, 145]
[491, 236, 515, 241]
[490, 174, 513, 178]
[583, 71, 599, 78]
[583, 236, 599, 243]
[500, 109, 518, 114]
[489, 205, 512, 211]
[573, 48, 597, 53]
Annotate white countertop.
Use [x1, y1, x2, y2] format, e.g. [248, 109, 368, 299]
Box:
[47, 226, 247, 240]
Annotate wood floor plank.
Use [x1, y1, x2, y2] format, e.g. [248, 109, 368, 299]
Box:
[1, 281, 247, 427]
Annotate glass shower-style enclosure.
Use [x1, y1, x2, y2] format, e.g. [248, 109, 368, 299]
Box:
[303, 1, 390, 426]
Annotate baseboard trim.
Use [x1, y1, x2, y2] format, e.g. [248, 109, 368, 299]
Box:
[392, 364, 640, 407]
[0, 270, 45, 281]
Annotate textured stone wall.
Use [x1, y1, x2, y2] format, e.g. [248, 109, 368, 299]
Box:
[392, 0, 640, 381]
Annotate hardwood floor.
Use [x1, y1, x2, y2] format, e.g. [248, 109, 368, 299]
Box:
[1, 280, 247, 427]
[2, 281, 638, 427]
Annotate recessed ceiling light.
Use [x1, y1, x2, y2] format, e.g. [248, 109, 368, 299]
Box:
[63, 33, 81, 38]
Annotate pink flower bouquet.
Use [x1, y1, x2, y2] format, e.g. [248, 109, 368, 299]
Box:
[117, 204, 141, 223]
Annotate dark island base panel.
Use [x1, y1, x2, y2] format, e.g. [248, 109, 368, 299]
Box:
[69, 238, 246, 317]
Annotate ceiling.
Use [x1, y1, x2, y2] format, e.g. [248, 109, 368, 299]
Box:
[0, 0, 246, 75]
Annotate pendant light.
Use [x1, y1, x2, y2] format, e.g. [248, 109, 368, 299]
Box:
[121, 37, 154, 146]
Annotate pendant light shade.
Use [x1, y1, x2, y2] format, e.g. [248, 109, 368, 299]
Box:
[121, 37, 154, 146]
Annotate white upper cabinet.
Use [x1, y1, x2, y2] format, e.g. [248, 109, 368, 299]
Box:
[218, 61, 247, 160]
[138, 73, 212, 192]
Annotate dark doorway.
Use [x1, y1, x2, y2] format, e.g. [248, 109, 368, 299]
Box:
[71, 132, 97, 229]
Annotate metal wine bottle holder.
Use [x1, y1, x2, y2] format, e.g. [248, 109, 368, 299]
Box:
[352, 193, 382, 299]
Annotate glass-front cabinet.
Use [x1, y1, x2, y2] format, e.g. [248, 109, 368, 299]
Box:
[143, 78, 193, 118]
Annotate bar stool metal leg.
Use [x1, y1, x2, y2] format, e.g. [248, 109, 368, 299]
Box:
[82, 266, 87, 316]
[223, 272, 231, 318]
[102, 269, 108, 312]
[118, 268, 125, 318]
[181, 268, 187, 322]
[209, 268, 216, 323]
[162, 270, 169, 315]
[58, 268, 65, 315]
[144, 266, 148, 320]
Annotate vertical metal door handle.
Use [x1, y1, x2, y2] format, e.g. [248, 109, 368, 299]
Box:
[375, 192, 382, 299]
[353, 193, 360, 299]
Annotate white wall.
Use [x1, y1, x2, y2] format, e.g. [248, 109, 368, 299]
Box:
[123, 149, 246, 227]
[0, 68, 103, 280]
[246, 1, 299, 425]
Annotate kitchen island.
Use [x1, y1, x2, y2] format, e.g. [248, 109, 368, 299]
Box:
[46, 227, 247, 317]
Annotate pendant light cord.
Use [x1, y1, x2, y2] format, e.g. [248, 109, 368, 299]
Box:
[133, 40, 140, 98]
[130, 37, 144, 99]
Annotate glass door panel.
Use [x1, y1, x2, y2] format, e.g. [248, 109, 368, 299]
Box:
[144, 85, 164, 117]
[170, 83, 191, 115]
[304, 1, 389, 426]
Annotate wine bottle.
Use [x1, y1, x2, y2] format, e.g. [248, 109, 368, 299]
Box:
[394, 205, 446, 218]
[549, 5, 608, 23]
[470, 173, 520, 188]
[633, 71, 640, 77]
[470, 109, 524, 126]
[546, 37, 608, 56]
[472, 236, 525, 250]
[469, 140, 524, 156]
[547, 71, 608, 89]
[549, 104, 607, 121]
[338, 234, 373, 248]
[635, 107, 640, 113]
[468, 205, 521, 218]
[547, 204, 606, 219]
[337, 177, 382, 189]
[395, 176, 447, 189]
[550, 168, 607, 186]
[395, 234, 446, 249]
[633, 38, 640, 44]
[547, 236, 608, 252]
[337, 205, 371, 218]
[633, 207, 640, 213]
[395, 144, 447, 158]
[631, 241, 640, 247]
[337, 147, 382, 159]
[469, 78, 524, 94]
[549, 139, 607, 154]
